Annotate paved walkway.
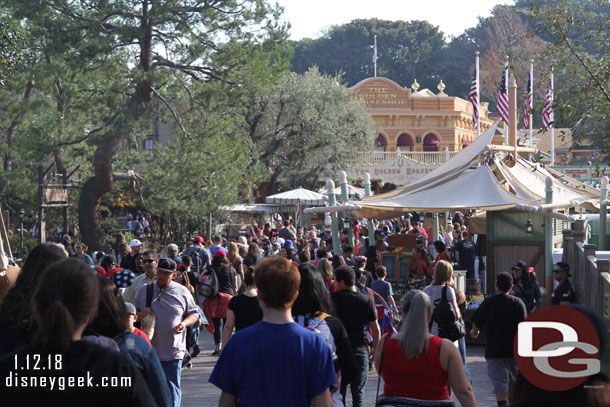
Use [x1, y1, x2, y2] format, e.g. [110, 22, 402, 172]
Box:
[182, 332, 499, 406]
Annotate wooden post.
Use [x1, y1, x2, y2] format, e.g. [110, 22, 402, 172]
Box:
[37, 165, 46, 243]
[62, 167, 69, 237]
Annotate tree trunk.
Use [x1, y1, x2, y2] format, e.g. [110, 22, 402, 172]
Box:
[78, 1, 153, 251]
[78, 99, 143, 251]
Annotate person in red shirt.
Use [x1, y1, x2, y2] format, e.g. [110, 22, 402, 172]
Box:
[410, 247, 434, 279]
[125, 302, 151, 345]
[373, 290, 476, 406]
[434, 241, 451, 264]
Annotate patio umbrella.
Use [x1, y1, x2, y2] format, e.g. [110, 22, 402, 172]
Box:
[265, 187, 327, 225]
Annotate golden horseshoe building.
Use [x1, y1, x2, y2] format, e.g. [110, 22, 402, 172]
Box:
[351, 77, 494, 153]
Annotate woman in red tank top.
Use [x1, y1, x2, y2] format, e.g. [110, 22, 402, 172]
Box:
[373, 290, 477, 407]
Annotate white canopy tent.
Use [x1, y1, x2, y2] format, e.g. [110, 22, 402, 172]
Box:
[265, 187, 328, 225]
[318, 120, 601, 220]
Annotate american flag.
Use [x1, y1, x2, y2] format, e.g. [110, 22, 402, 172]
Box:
[542, 80, 553, 130]
[497, 69, 509, 125]
[469, 68, 479, 128]
[523, 74, 532, 129]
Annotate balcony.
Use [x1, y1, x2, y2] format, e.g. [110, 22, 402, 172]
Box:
[356, 149, 458, 166]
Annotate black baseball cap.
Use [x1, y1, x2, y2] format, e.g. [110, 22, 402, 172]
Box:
[157, 258, 177, 272]
[555, 261, 571, 275]
[511, 260, 527, 271]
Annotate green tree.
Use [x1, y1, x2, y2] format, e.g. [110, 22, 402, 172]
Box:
[0, 22, 24, 86]
[527, 0, 610, 149]
[2, 0, 288, 250]
[291, 19, 446, 89]
[245, 67, 375, 195]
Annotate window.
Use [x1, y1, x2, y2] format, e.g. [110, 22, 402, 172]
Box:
[397, 133, 413, 152]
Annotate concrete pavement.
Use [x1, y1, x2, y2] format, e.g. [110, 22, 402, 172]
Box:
[182, 332, 500, 406]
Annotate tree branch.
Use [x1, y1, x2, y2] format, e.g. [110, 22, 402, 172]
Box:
[151, 87, 192, 140]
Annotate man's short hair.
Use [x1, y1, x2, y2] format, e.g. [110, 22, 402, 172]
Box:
[255, 257, 300, 310]
[375, 265, 387, 278]
[496, 272, 513, 293]
[316, 248, 327, 259]
[342, 246, 353, 254]
[213, 236, 222, 243]
[167, 243, 179, 256]
[142, 249, 157, 259]
[297, 250, 310, 264]
[334, 266, 355, 287]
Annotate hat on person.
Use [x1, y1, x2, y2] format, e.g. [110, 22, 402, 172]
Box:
[355, 256, 367, 266]
[157, 258, 177, 272]
[214, 250, 226, 258]
[284, 240, 294, 250]
[192, 236, 204, 243]
[511, 260, 527, 272]
[379, 232, 386, 238]
[276, 237, 285, 245]
[114, 269, 136, 288]
[130, 239, 142, 247]
[124, 302, 137, 316]
[555, 261, 571, 275]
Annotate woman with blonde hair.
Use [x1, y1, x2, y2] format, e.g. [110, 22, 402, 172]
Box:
[374, 290, 476, 406]
[227, 242, 244, 290]
[317, 258, 336, 292]
[423, 260, 461, 335]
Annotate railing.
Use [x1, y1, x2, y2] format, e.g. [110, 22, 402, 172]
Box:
[562, 228, 610, 329]
[355, 150, 458, 166]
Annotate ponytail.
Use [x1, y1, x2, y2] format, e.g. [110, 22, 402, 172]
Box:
[32, 298, 77, 355]
[31, 259, 98, 355]
[398, 290, 431, 359]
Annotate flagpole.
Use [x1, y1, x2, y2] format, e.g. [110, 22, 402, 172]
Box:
[374, 35, 377, 78]
[476, 52, 480, 138]
[550, 68, 555, 166]
[504, 56, 509, 145]
[529, 60, 534, 147]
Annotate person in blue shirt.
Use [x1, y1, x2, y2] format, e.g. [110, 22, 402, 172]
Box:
[209, 256, 336, 407]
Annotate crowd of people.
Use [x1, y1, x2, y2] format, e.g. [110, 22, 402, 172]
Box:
[0, 210, 603, 407]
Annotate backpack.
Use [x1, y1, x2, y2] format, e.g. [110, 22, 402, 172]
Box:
[198, 266, 219, 298]
[188, 246, 203, 273]
[432, 286, 465, 342]
[297, 313, 341, 396]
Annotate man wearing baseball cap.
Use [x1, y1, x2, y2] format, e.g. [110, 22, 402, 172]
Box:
[133, 257, 199, 407]
[120, 238, 143, 270]
[552, 261, 575, 305]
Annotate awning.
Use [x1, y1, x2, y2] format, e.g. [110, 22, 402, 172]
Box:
[356, 165, 534, 219]
[222, 204, 297, 213]
[265, 187, 328, 206]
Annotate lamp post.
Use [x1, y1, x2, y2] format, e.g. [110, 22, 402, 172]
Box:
[17, 209, 25, 256]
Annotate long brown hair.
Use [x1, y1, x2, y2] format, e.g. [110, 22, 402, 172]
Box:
[31, 259, 99, 354]
[89, 277, 128, 338]
[227, 242, 242, 264]
[0, 243, 68, 331]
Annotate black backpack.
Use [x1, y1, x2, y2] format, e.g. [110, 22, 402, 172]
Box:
[432, 286, 465, 342]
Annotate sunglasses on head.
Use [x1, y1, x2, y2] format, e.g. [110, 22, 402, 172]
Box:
[143, 259, 155, 263]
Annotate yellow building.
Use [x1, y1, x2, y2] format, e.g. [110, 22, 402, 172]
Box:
[351, 77, 494, 152]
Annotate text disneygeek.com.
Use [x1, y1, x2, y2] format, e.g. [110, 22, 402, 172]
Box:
[5, 371, 132, 391]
